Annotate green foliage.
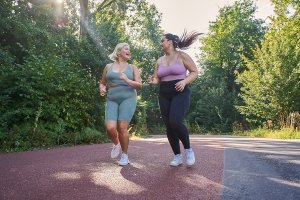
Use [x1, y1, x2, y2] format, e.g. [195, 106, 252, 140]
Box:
[189, 0, 265, 132]
[186, 121, 205, 134]
[139, 84, 164, 131]
[148, 124, 166, 134]
[130, 96, 149, 136]
[1, 53, 95, 127]
[188, 73, 235, 132]
[0, 0, 164, 151]
[2, 0, 299, 151]
[0, 52, 103, 151]
[238, 0, 300, 127]
[80, 127, 109, 144]
[236, 128, 300, 139]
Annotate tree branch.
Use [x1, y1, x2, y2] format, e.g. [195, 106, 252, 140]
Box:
[97, 0, 116, 12]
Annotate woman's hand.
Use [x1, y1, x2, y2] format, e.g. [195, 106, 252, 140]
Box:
[148, 75, 159, 85]
[175, 80, 186, 92]
[99, 83, 107, 96]
[120, 72, 128, 82]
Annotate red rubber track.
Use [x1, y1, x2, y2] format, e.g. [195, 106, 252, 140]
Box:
[0, 135, 224, 200]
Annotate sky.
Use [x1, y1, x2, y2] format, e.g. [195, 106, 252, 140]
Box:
[146, 0, 275, 62]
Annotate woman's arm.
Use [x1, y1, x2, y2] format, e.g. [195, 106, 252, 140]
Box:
[99, 64, 109, 96]
[148, 59, 160, 85]
[120, 64, 142, 90]
[175, 52, 198, 92]
[181, 51, 198, 84]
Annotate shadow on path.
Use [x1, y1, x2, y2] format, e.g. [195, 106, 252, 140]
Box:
[0, 135, 224, 200]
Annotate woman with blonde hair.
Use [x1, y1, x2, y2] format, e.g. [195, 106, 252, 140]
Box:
[99, 43, 142, 166]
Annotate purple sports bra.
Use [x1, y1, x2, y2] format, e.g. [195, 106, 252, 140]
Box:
[157, 62, 187, 82]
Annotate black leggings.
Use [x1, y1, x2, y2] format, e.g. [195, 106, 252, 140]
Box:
[158, 80, 191, 155]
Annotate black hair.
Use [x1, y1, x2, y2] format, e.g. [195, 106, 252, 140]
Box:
[164, 30, 202, 50]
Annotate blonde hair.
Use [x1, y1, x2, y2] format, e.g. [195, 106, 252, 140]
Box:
[108, 43, 129, 61]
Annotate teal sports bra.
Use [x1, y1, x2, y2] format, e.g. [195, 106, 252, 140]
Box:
[106, 64, 133, 86]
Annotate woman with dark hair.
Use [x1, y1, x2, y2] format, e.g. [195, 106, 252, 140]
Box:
[149, 30, 202, 167]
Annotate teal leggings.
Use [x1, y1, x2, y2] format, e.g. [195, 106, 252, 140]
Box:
[105, 86, 137, 122]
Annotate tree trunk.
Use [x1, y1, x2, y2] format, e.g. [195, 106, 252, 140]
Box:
[79, 0, 88, 38]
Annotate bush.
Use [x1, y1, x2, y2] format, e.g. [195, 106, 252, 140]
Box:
[0, 52, 106, 151]
[80, 127, 108, 144]
[236, 128, 300, 139]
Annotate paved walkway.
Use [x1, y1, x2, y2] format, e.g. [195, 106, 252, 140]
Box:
[0, 135, 224, 200]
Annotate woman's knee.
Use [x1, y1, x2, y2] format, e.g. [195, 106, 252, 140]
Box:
[117, 121, 129, 136]
[169, 117, 182, 129]
[106, 122, 117, 134]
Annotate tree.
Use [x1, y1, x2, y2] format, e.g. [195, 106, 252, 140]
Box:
[188, 0, 265, 132]
[0, 0, 164, 150]
[238, 0, 300, 127]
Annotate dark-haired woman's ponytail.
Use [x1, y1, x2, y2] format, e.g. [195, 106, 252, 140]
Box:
[177, 30, 202, 50]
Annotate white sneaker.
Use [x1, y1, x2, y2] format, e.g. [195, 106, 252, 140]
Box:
[118, 153, 129, 166]
[170, 154, 183, 166]
[111, 143, 121, 159]
[185, 148, 195, 166]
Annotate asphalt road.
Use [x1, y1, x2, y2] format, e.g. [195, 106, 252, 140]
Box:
[0, 135, 299, 200]
[219, 136, 300, 200]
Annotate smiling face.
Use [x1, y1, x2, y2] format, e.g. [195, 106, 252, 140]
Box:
[118, 45, 131, 61]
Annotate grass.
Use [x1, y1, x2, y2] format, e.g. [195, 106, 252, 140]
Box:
[234, 128, 300, 139]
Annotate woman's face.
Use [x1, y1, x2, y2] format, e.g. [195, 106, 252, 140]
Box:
[160, 36, 171, 52]
[118, 45, 131, 60]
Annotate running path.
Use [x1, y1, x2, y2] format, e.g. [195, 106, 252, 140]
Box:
[0, 135, 224, 200]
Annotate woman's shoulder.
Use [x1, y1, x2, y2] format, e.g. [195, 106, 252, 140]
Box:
[156, 56, 164, 65]
[178, 51, 192, 61]
[104, 63, 114, 69]
[128, 63, 138, 70]
[178, 51, 189, 57]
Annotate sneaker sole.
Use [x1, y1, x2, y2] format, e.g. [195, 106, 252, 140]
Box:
[118, 161, 130, 166]
[170, 162, 183, 167]
[186, 161, 195, 167]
